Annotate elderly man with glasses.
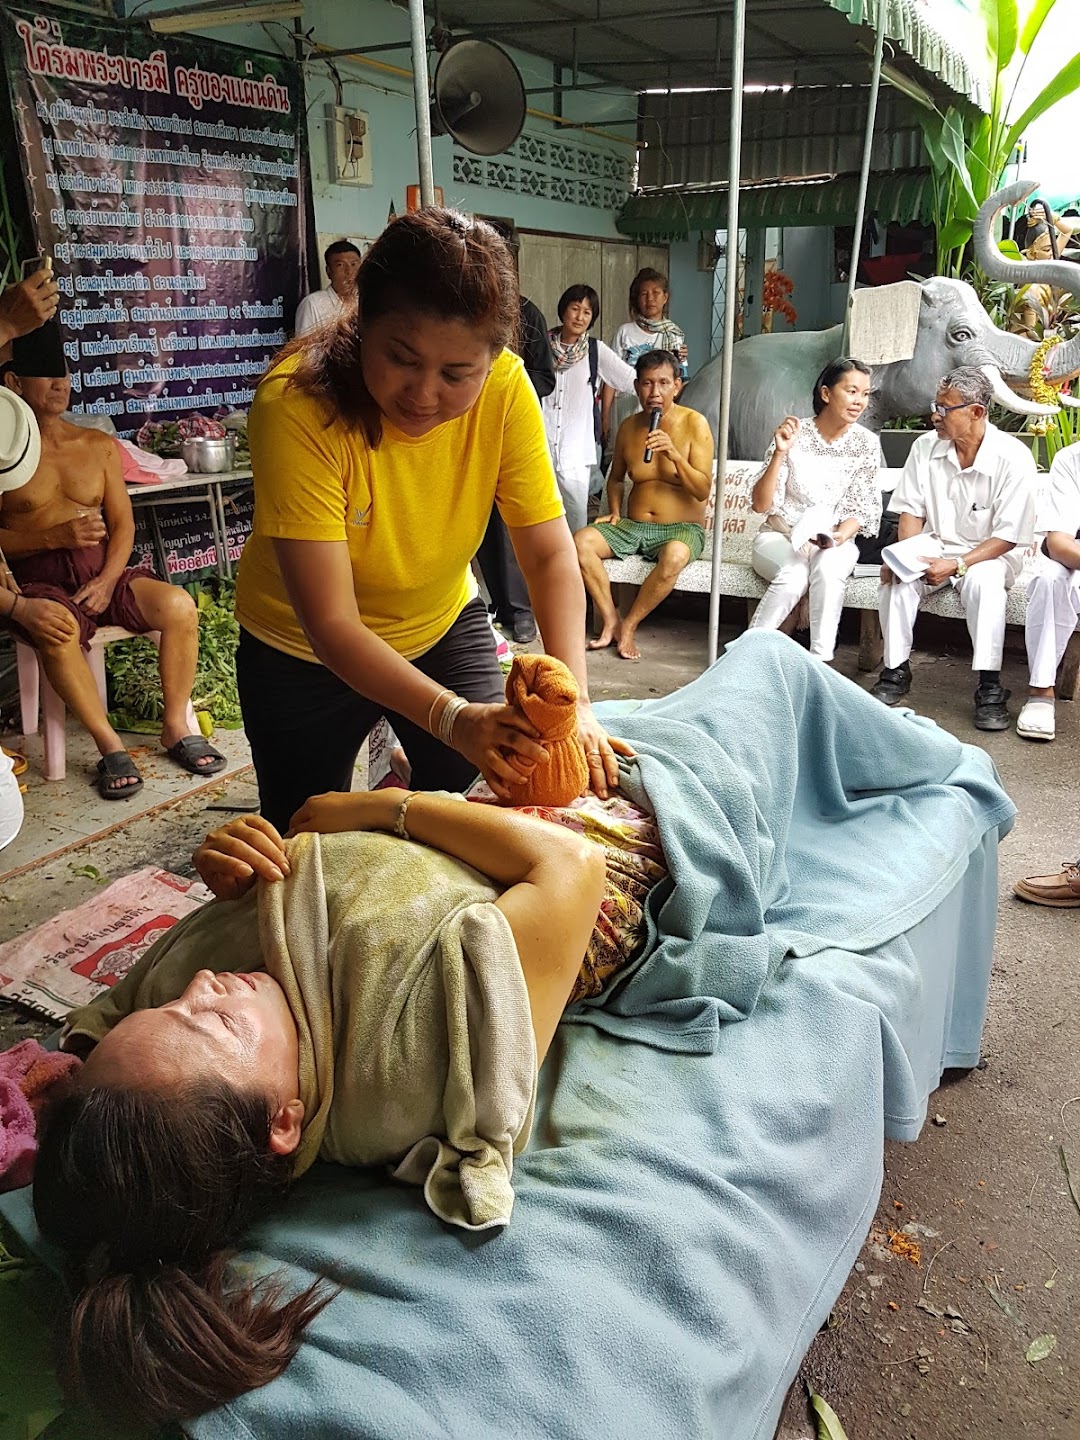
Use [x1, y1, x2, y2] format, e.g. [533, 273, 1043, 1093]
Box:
[871, 366, 1036, 729]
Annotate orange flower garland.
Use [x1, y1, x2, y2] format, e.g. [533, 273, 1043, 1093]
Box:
[762, 269, 797, 327]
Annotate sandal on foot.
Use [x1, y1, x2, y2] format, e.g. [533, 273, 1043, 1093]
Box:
[96, 751, 144, 800]
[165, 734, 227, 776]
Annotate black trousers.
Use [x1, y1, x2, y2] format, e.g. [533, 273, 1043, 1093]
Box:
[237, 597, 504, 832]
[474, 506, 533, 626]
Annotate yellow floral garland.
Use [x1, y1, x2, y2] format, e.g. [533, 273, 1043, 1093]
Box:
[1029, 335, 1062, 407]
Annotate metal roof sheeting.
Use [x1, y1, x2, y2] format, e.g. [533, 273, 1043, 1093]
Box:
[437, 0, 988, 106]
[637, 86, 926, 190]
[616, 167, 934, 237]
[826, 0, 988, 109]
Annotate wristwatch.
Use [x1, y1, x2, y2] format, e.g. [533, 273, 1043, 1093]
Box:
[954, 559, 968, 578]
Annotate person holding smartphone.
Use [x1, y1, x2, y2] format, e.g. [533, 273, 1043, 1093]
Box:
[0, 259, 60, 353]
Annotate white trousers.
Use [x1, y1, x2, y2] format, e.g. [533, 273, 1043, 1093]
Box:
[879, 556, 1011, 672]
[749, 529, 859, 662]
[554, 463, 593, 536]
[1025, 560, 1080, 688]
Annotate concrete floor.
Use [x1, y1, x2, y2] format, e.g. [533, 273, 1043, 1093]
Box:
[1, 599, 1078, 1439]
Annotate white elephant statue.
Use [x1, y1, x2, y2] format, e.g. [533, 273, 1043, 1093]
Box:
[680, 181, 1080, 461]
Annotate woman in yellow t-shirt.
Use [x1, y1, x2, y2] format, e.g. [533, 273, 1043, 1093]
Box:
[236, 209, 629, 830]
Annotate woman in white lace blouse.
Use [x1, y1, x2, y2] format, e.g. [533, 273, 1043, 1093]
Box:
[748, 358, 882, 662]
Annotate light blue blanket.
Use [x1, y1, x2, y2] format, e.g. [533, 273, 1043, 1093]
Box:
[0, 632, 1014, 1439]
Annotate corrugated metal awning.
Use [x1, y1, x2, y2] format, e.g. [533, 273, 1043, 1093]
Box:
[826, 0, 987, 109]
[434, 0, 989, 108]
[616, 167, 934, 238]
[636, 85, 926, 192]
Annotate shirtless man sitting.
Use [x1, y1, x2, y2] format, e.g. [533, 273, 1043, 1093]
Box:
[574, 349, 714, 659]
[0, 321, 225, 798]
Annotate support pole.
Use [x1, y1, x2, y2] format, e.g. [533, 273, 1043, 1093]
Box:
[845, 0, 888, 334]
[706, 0, 746, 666]
[407, 0, 435, 207]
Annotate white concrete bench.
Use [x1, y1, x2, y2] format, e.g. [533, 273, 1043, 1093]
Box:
[602, 462, 1080, 696]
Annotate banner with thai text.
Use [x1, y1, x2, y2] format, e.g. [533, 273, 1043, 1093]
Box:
[2, 7, 305, 435]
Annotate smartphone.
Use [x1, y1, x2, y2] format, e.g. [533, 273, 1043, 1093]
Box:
[19, 254, 52, 278]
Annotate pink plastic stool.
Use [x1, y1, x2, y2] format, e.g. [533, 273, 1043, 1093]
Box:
[15, 625, 198, 782]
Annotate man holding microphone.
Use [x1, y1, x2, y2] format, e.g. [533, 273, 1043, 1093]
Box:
[573, 349, 714, 660]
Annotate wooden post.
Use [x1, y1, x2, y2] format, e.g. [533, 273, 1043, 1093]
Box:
[1057, 630, 1080, 699]
[859, 610, 884, 672]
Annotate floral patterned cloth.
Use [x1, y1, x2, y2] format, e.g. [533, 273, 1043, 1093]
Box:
[512, 792, 668, 1004]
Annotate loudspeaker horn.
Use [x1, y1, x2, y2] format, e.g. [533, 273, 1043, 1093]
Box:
[431, 39, 526, 157]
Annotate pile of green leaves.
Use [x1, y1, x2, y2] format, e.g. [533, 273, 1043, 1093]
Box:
[105, 580, 243, 732]
[133, 421, 184, 458]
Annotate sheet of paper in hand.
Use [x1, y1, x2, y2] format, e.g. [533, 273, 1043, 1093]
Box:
[790, 504, 837, 551]
[881, 533, 944, 583]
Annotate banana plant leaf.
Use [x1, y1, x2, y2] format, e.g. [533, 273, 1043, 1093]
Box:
[1003, 51, 1080, 163]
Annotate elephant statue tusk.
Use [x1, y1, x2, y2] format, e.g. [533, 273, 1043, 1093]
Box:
[979, 363, 1059, 416]
[972, 180, 1080, 291]
[1058, 392, 1080, 408]
[973, 183, 1080, 381]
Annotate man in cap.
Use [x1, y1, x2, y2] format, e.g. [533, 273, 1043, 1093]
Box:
[0, 321, 225, 798]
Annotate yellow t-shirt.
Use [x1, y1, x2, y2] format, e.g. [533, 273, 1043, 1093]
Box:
[235, 348, 564, 660]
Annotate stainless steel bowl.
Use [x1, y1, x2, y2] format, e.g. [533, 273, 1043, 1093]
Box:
[181, 436, 235, 474]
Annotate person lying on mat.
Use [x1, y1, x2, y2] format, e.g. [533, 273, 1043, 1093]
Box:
[0, 322, 225, 798]
[33, 707, 665, 1423]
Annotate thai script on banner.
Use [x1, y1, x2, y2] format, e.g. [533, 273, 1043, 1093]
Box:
[2, 6, 306, 435]
[15, 15, 291, 113]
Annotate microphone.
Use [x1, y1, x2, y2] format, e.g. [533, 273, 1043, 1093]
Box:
[643, 408, 662, 463]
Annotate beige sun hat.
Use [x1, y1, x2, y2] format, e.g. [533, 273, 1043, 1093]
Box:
[0, 387, 40, 492]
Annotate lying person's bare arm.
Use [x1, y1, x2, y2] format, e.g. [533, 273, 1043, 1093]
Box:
[292, 789, 605, 1063]
[197, 790, 607, 1064]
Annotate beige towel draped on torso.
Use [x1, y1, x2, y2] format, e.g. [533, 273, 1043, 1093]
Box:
[63, 829, 537, 1231]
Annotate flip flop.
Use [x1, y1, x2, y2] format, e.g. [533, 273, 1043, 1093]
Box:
[2, 748, 27, 777]
[96, 751, 144, 800]
[165, 734, 227, 776]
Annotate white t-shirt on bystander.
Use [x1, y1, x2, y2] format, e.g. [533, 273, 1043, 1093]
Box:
[294, 287, 349, 336]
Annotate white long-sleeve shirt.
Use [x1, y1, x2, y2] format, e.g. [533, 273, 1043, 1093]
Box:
[541, 342, 636, 470]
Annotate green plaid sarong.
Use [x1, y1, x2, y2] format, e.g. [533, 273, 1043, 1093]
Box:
[592, 517, 706, 563]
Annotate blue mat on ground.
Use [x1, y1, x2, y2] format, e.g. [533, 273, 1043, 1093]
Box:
[0, 632, 1014, 1440]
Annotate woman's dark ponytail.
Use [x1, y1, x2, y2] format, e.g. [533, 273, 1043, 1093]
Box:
[34, 1081, 331, 1423]
[65, 1253, 328, 1421]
